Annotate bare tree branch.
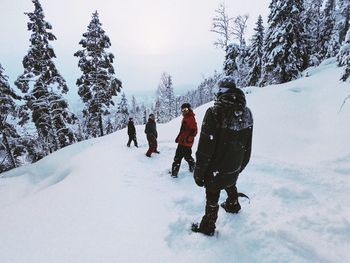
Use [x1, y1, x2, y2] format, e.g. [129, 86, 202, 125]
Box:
[210, 2, 233, 51]
[231, 14, 249, 47]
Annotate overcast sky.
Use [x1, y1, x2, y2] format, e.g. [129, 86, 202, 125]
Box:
[0, 0, 269, 102]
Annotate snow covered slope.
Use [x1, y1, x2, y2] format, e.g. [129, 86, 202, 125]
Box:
[1, 59, 350, 263]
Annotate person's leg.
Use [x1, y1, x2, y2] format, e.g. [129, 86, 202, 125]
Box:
[153, 138, 159, 153]
[127, 135, 132, 147]
[198, 188, 220, 235]
[171, 145, 184, 177]
[221, 185, 241, 213]
[146, 136, 153, 156]
[133, 135, 138, 147]
[183, 146, 195, 172]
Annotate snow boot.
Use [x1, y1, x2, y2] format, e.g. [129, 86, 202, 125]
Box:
[184, 156, 195, 173]
[189, 161, 195, 173]
[221, 200, 241, 213]
[221, 186, 241, 213]
[171, 159, 181, 177]
[195, 204, 219, 236]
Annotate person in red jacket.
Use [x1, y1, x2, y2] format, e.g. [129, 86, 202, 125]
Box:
[171, 103, 198, 177]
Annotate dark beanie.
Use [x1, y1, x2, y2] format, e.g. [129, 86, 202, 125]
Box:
[181, 103, 191, 109]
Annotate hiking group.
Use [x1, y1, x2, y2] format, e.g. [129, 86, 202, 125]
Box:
[126, 77, 253, 236]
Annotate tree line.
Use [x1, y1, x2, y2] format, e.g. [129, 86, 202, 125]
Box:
[1, 0, 350, 173]
[211, 0, 350, 87]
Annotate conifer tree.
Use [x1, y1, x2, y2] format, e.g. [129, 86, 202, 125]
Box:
[115, 93, 129, 130]
[320, 0, 338, 59]
[156, 73, 176, 123]
[223, 44, 240, 77]
[105, 118, 114, 134]
[246, 15, 264, 86]
[0, 64, 23, 172]
[261, 0, 308, 86]
[337, 0, 350, 44]
[130, 95, 143, 124]
[303, 0, 324, 65]
[338, 29, 350, 81]
[75, 11, 122, 138]
[15, 0, 76, 155]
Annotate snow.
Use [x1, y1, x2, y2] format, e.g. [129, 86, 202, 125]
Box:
[1, 60, 350, 262]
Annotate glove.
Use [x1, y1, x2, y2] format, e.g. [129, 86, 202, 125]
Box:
[193, 168, 204, 187]
[194, 175, 204, 187]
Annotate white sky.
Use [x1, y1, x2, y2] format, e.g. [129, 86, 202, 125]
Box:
[0, 0, 269, 101]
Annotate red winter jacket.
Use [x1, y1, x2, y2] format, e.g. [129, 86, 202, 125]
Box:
[176, 110, 198, 147]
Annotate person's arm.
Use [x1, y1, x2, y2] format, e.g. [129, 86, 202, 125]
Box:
[153, 123, 158, 138]
[186, 116, 198, 144]
[193, 108, 217, 186]
[145, 123, 149, 134]
[240, 126, 253, 173]
[240, 108, 253, 173]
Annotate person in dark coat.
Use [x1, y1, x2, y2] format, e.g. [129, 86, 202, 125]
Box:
[192, 76, 253, 236]
[145, 114, 159, 157]
[127, 117, 138, 147]
[171, 103, 198, 177]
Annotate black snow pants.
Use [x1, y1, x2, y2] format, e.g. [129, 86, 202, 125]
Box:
[127, 134, 138, 147]
[171, 144, 195, 176]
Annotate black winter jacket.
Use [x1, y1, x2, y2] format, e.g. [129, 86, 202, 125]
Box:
[145, 118, 158, 138]
[128, 121, 136, 135]
[194, 105, 253, 191]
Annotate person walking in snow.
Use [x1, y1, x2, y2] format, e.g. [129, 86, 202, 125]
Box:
[145, 114, 159, 157]
[127, 117, 138, 147]
[171, 103, 198, 177]
[192, 76, 253, 236]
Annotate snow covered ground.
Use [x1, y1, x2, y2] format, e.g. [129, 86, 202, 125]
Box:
[1, 59, 350, 263]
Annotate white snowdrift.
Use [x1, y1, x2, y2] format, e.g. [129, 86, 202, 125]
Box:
[1, 59, 350, 263]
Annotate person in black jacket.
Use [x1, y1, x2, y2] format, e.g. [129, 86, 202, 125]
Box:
[127, 118, 138, 147]
[145, 114, 159, 157]
[192, 76, 253, 236]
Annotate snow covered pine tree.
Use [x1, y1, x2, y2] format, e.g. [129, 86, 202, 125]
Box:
[246, 15, 264, 86]
[0, 64, 24, 172]
[75, 11, 122, 138]
[261, 0, 308, 86]
[320, 0, 339, 59]
[15, 0, 76, 156]
[338, 29, 350, 81]
[155, 72, 176, 123]
[115, 93, 129, 130]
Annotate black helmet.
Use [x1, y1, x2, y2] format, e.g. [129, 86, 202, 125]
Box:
[215, 76, 246, 109]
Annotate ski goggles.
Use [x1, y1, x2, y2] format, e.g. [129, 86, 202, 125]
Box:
[217, 87, 230, 94]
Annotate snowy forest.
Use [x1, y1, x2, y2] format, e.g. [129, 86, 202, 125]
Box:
[1, 0, 350, 174]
